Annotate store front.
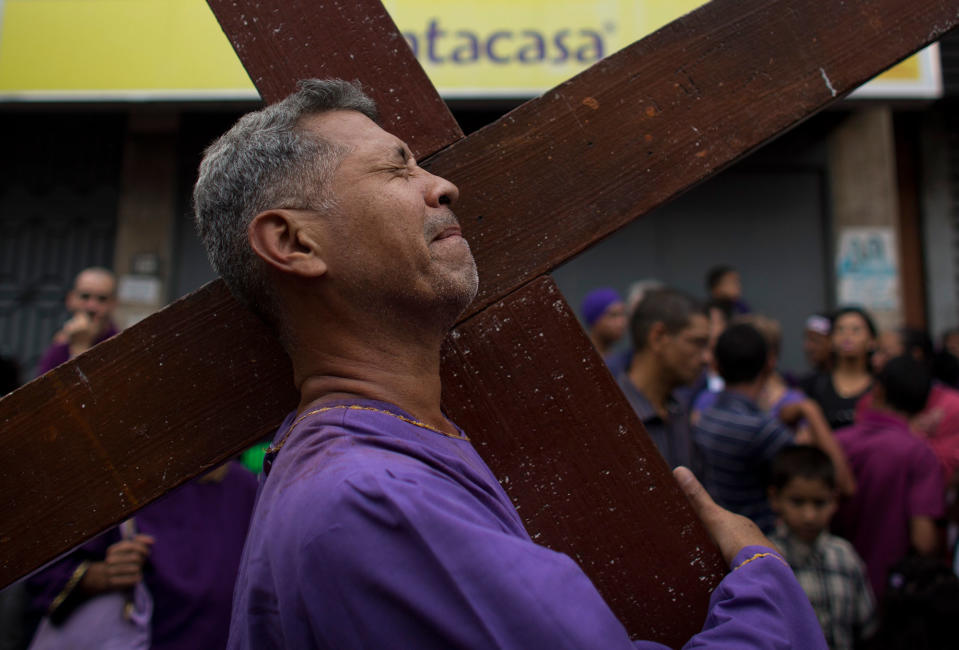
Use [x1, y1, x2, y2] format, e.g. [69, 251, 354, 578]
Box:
[0, 0, 953, 375]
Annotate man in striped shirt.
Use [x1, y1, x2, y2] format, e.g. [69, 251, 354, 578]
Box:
[693, 323, 847, 532]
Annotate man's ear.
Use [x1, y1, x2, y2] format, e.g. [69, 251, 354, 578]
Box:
[647, 321, 668, 352]
[248, 210, 328, 278]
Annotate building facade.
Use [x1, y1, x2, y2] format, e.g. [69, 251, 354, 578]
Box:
[1, 1, 956, 376]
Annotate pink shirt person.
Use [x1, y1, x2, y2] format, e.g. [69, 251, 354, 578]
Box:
[834, 408, 944, 597]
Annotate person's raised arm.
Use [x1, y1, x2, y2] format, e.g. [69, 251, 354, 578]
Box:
[780, 399, 856, 496]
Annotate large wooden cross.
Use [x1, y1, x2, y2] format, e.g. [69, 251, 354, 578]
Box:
[3, 0, 956, 644]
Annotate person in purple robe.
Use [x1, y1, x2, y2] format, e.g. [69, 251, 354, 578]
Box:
[192, 79, 828, 649]
[36, 267, 120, 376]
[26, 462, 257, 650]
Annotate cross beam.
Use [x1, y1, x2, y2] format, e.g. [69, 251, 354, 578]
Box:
[3, 0, 956, 644]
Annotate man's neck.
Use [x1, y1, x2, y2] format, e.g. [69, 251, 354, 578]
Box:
[292, 327, 455, 436]
[725, 378, 764, 403]
[869, 398, 911, 423]
[627, 354, 671, 416]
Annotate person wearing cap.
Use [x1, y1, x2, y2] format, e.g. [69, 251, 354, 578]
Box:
[580, 288, 627, 360]
[802, 313, 833, 376]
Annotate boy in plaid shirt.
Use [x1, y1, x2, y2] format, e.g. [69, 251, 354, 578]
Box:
[768, 446, 876, 650]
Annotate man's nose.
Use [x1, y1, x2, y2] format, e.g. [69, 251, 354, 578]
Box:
[423, 169, 459, 208]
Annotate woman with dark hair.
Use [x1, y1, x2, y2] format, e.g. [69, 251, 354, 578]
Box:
[801, 307, 877, 430]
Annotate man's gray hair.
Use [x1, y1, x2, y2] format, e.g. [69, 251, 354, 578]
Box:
[193, 79, 377, 326]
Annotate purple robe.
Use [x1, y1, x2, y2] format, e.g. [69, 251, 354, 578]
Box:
[229, 399, 826, 649]
[35, 324, 119, 376]
[27, 462, 257, 650]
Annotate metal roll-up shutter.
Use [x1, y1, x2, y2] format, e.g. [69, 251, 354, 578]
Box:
[0, 114, 125, 381]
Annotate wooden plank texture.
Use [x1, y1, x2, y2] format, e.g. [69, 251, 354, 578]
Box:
[425, 0, 959, 316]
[441, 276, 725, 646]
[206, 0, 463, 158]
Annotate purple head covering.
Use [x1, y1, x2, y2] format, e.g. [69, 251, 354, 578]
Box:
[581, 288, 622, 328]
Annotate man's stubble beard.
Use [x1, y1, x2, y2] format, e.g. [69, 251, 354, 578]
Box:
[431, 247, 479, 328]
[424, 210, 479, 327]
[345, 246, 479, 337]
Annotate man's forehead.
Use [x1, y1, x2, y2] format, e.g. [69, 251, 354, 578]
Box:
[74, 270, 115, 292]
[300, 110, 405, 154]
[686, 313, 710, 330]
[782, 476, 834, 498]
[673, 314, 709, 339]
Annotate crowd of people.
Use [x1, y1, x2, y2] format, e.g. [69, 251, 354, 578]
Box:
[582, 265, 959, 648]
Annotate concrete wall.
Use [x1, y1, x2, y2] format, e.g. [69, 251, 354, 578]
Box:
[0, 113, 124, 376]
[552, 123, 833, 374]
[112, 113, 179, 328]
[826, 107, 905, 333]
[921, 105, 959, 341]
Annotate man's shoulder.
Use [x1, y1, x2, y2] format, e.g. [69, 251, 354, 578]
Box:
[256, 448, 432, 552]
[833, 419, 868, 443]
[251, 442, 524, 591]
[697, 392, 766, 431]
[871, 418, 940, 460]
[271, 431, 437, 499]
[905, 433, 943, 469]
[266, 429, 488, 525]
[834, 420, 899, 463]
[614, 373, 655, 418]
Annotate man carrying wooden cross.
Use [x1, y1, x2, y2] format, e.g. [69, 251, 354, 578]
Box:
[193, 78, 825, 649]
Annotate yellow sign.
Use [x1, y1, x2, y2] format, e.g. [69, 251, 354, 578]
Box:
[0, 0, 253, 99]
[0, 0, 941, 100]
[383, 0, 707, 97]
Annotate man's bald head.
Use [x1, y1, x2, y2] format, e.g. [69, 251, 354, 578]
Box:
[66, 267, 117, 334]
[73, 267, 115, 290]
